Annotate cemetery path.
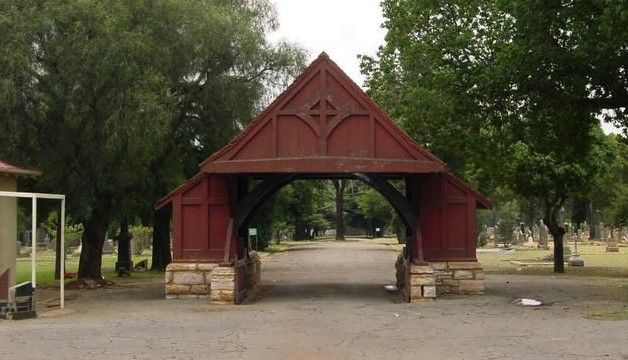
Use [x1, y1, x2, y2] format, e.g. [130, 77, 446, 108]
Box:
[1, 239, 627, 360]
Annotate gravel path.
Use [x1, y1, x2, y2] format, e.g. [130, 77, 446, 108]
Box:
[1, 240, 626, 359]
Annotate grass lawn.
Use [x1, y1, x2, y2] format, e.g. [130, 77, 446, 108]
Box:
[16, 241, 628, 286]
[478, 244, 628, 277]
[15, 250, 162, 286]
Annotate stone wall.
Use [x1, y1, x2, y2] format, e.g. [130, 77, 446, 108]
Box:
[210, 266, 236, 304]
[430, 261, 485, 295]
[408, 263, 436, 301]
[165, 263, 217, 299]
[165, 255, 261, 304]
[395, 254, 485, 301]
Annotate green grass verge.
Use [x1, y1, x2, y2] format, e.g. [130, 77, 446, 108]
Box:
[478, 245, 628, 277]
[15, 250, 161, 286]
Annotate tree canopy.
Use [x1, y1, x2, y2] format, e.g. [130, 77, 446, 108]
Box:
[361, 0, 628, 272]
[0, 0, 305, 279]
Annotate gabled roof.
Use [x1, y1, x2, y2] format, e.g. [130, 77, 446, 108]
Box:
[199, 52, 446, 174]
[443, 172, 492, 209]
[156, 53, 492, 210]
[155, 172, 205, 210]
[0, 160, 41, 178]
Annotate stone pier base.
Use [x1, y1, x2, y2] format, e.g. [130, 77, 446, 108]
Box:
[430, 261, 485, 295]
[396, 254, 485, 301]
[409, 264, 436, 301]
[165, 263, 217, 299]
[165, 254, 261, 304]
[210, 266, 236, 304]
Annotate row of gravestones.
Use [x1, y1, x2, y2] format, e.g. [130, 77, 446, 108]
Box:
[480, 221, 627, 249]
[17, 238, 118, 257]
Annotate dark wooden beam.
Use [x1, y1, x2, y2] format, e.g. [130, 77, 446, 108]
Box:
[353, 173, 416, 231]
[233, 174, 298, 231]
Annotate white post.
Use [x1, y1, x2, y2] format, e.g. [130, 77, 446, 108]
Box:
[60, 198, 65, 309]
[31, 197, 37, 288]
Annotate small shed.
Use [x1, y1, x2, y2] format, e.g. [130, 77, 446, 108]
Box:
[0, 161, 41, 299]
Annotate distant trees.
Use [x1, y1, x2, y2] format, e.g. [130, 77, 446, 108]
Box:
[356, 188, 394, 235]
[248, 179, 398, 247]
[0, 0, 305, 280]
[362, 0, 627, 272]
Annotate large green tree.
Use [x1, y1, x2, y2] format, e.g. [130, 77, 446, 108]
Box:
[362, 0, 627, 272]
[0, 0, 305, 280]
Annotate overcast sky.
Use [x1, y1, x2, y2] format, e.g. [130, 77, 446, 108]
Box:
[268, 0, 623, 134]
[268, 0, 386, 88]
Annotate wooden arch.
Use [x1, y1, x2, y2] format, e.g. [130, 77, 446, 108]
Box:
[233, 173, 416, 234]
[157, 53, 491, 267]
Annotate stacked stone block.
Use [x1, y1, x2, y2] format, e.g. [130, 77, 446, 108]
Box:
[247, 253, 262, 290]
[409, 264, 437, 301]
[395, 254, 486, 301]
[165, 263, 217, 299]
[430, 261, 485, 295]
[165, 257, 261, 304]
[209, 266, 236, 304]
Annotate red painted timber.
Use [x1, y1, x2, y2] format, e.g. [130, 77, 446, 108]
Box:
[157, 53, 492, 264]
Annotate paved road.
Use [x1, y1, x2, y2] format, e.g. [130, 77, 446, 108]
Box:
[1, 240, 627, 359]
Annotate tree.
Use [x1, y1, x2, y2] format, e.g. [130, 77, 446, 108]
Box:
[356, 188, 394, 235]
[0, 0, 305, 280]
[332, 179, 347, 240]
[362, 0, 627, 272]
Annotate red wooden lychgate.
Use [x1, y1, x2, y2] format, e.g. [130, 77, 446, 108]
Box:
[157, 53, 491, 300]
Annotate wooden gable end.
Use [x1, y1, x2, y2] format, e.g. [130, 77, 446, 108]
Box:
[200, 53, 445, 174]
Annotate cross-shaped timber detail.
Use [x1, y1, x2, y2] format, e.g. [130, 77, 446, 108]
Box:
[277, 69, 370, 156]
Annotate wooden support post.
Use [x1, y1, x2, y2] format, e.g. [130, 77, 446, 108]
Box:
[222, 218, 234, 265]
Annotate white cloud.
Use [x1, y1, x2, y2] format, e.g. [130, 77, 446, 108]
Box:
[268, 0, 386, 88]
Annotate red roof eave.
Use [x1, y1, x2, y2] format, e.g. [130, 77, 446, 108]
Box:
[0, 160, 41, 178]
[155, 172, 206, 210]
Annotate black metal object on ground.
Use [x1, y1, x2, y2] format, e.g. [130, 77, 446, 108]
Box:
[0, 282, 37, 320]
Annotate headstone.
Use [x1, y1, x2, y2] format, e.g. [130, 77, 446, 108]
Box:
[514, 228, 522, 245]
[581, 222, 590, 242]
[21, 231, 30, 247]
[564, 223, 573, 244]
[102, 239, 114, 254]
[487, 226, 496, 247]
[523, 227, 536, 248]
[568, 254, 585, 267]
[134, 259, 148, 272]
[569, 229, 585, 266]
[36, 224, 48, 248]
[538, 220, 549, 249]
[606, 228, 620, 252]
[562, 240, 572, 255]
[478, 225, 488, 247]
[532, 224, 540, 242]
[72, 244, 82, 256]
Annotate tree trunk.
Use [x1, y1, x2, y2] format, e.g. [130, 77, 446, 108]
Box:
[151, 206, 172, 271]
[115, 216, 133, 274]
[78, 202, 111, 281]
[587, 201, 598, 240]
[333, 179, 346, 240]
[544, 201, 566, 273]
[294, 221, 307, 240]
